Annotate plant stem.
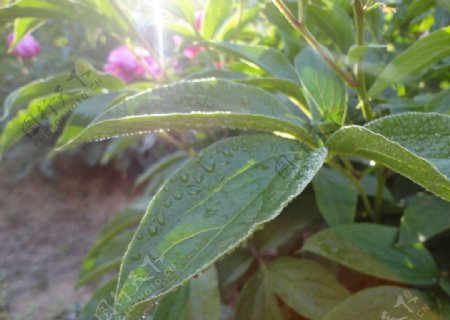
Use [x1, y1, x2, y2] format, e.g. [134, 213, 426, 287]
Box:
[272, 0, 358, 88]
[352, 0, 374, 121]
[159, 132, 196, 157]
[374, 167, 386, 215]
[327, 158, 376, 221]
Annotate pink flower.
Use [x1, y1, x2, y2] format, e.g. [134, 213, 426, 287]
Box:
[183, 45, 205, 59]
[7, 33, 41, 59]
[214, 61, 226, 70]
[103, 46, 161, 83]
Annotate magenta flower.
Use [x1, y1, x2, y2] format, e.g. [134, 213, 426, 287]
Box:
[7, 33, 41, 59]
[103, 46, 161, 83]
[183, 45, 205, 59]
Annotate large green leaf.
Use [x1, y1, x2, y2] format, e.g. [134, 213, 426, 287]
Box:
[267, 257, 350, 320]
[53, 80, 318, 153]
[312, 167, 358, 226]
[328, 113, 450, 201]
[303, 223, 439, 285]
[207, 42, 300, 83]
[114, 134, 327, 318]
[202, 0, 233, 40]
[295, 48, 347, 124]
[324, 286, 440, 320]
[368, 26, 450, 97]
[398, 195, 450, 247]
[236, 272, 285, 320]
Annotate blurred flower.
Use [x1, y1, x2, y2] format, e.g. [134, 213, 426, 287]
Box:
[214, 61, 225, 70]
[103, 46, 161, 83]
[6, 33, 41, 59]
[195, 11, 204, 31]
[184, 45, 205, 59]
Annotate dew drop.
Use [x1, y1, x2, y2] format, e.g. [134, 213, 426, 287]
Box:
[201, 159, 216, 172]
[148, 226, 159, 236]
[174, 189, 184, 200]
[194, 172, 204, 184]
[222, 149, 233, 157]
[156, 211, 165, 225]
[163, 198, 173, 208]
[188, 186, 202, 195]
[136, 232, 144, 240]
[178, 172, 189, 183]
[131, 252, 141, 261]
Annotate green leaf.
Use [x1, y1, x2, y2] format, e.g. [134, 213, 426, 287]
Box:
[164, 0, 195, 25]
[81, 197, 149, 263]
[236, 272, 285, 320]
[236, 77, 309, 116]
[1, 90, 90, 157]
[0, 0, 126, 34]
[186, 267, 220, 320]
[295, 47, 347, 124]
[8, 18, 44, 51]
[53, 80, 318, 153]
[77, 277, 118, 320]
[267, 257, 350, 320]
[328, 113, 450, 201]
[153, 267, 220, 320]
[306, 4, 354, 53]
[312, 167, 358, 226]
[217, 7, 262, 41]
[100, 135, 142, 165]
[324, 286, 441, 320]
[303, 223, 439, 285]
[207, 42, 300, 83]
[1, 62, 124, 120]
[152, 286, 190, 319]
[253, 194, 318, 251]
[368, 26, 450, 97]
[203, 0, 233, 40]
[440, 277, 450, 296]
[115, 134, 327, 318]
[135, 151, 189, 187]
[53, 93, 122, 154]
[426, 89, 450, 114]
[217, 249, 253, 288]
[398, 195, 450, 247]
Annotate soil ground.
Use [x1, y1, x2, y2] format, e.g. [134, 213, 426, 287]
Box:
[0, 157, 138, 320]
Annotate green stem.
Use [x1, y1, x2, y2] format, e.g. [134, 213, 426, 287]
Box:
[159, 132, 196, 157]
[327, 158, 376, 221]
[353, 0, 374, 121]
[374, 167, 386, 216]
[272, 0, 358, 88]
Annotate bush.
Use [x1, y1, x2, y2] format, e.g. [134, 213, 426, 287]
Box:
[1, 0, 449, 319]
